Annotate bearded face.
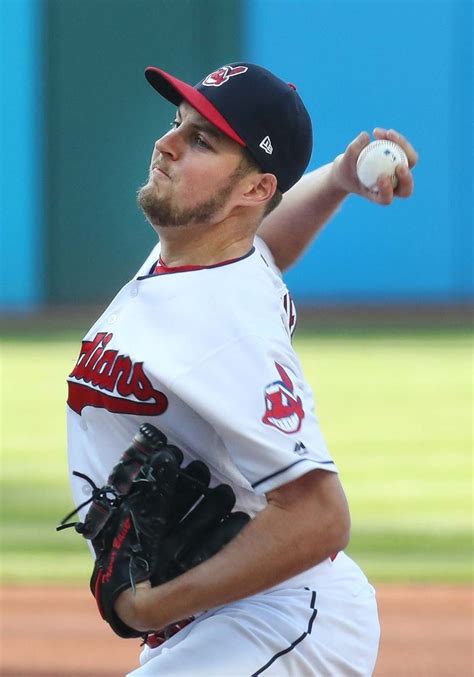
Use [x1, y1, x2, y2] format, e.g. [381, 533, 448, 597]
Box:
[137, 103, 253, 230]
[137, 171, 238, 228]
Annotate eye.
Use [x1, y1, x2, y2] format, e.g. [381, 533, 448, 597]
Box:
[194, 134, 210, 149]
[170, 120, 180, 130]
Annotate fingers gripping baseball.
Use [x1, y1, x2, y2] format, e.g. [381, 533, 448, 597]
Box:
[332, 128, 417, 205]
[373, 128, 418, 168]
[373, 128, 417, 199]
[57, 424, 250, 639]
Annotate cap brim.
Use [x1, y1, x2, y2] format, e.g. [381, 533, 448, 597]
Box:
[145, 67, 245, 147]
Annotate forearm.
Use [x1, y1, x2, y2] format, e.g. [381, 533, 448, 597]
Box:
[257, 162, 348, 271]
[147, 495, 342, 626]
[117, 470, 350, 632]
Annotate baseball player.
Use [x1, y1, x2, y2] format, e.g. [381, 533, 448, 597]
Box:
[66, 62, 417, 676]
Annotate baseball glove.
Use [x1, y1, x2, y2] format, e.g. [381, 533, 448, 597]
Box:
[57, 423, 250, 639]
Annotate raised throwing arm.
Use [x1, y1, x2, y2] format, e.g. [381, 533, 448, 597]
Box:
[257, 128, 418, 272]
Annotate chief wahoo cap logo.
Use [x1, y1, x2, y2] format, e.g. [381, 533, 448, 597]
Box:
[202, 65, 248, 87]
[262, 362, 305, 434]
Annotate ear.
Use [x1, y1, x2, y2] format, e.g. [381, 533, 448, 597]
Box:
[239, 173, 277, 209]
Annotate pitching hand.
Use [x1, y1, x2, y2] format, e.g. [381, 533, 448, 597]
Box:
[330, 128, 418, 205]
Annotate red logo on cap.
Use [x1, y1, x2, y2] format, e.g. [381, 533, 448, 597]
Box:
[202, 65, 248, 87]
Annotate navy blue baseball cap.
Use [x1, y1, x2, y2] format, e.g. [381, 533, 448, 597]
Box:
[144, 63, 313, 193]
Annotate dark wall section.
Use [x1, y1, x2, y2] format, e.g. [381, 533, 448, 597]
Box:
[44, 0, 242, 303]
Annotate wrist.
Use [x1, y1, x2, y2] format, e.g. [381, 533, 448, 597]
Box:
[114, 584, 151, 633]
[327, 156, 351, 198]
[129, 581, 182, 633]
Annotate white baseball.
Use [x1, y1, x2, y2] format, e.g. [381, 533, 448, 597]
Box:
[356, 140, 408, 193]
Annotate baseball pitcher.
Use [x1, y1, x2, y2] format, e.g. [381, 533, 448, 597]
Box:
[61, 61, 417, 676]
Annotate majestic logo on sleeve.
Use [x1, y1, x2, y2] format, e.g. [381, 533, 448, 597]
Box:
[202, 65, 248, 87]
[67, 332, 168, 416]
[262, 362, 305, 434]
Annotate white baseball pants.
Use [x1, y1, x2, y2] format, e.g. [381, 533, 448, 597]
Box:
[127, 552, 380, 676]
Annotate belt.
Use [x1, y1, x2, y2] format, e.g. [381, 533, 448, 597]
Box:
[145, 617, 195, 648]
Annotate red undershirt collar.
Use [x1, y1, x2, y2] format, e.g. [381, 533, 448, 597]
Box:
[153, 251, 252, 275]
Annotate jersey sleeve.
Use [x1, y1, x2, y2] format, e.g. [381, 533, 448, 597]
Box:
[170, 333, 336, 495]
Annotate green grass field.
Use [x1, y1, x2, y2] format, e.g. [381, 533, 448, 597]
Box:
[1, 326, 472, 584]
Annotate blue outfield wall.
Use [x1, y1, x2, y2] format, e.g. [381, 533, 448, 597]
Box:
[0, 0, 44, 310]
[244, 0, 473, 303]
[0, 0, 472, 309]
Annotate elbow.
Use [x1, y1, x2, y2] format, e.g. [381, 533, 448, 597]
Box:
[323, 486, 352, 557]
[330, 474, 352, 554]
[333, 504, 351, 553]
[304, 499, 350, 566]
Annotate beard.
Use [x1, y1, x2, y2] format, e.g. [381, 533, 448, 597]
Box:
[137, 169, 241, 228]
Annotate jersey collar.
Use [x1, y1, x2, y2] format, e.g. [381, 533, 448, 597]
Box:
[152, 248, 255, 275]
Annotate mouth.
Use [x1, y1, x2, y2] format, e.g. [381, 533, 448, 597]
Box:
[152, 165, 170, 179]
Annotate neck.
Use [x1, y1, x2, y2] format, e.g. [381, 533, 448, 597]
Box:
[154, 218, 256, 267]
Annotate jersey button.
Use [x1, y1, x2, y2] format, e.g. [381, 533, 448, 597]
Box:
[80, 418, 88, 431]
[130, 284, 139, 297]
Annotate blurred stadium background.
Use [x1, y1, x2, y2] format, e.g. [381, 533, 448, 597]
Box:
[0, 0, 474, 677]
[0, 0, 472, 674]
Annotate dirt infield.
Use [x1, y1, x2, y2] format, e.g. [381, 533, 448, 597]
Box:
[1, 584, 472, 676]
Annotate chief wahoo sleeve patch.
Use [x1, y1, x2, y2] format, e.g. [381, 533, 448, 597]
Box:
[262, 362, 305, 434]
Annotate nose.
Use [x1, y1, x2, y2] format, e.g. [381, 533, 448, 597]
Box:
[155, 128, 180, 160]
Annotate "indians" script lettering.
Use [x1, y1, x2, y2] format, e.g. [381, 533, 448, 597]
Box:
[67, 332, 168, 416]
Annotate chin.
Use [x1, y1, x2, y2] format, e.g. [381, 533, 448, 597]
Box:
[138, 182, 155, 203]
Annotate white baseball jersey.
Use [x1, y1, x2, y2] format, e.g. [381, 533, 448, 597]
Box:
[66, 237, 380, 675]
[67, 237, 335, 524]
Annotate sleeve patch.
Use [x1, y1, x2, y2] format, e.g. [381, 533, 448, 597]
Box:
[262, 362, 305, 434]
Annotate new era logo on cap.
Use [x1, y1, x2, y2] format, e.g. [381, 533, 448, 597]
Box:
[259, 136, 273, 155]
